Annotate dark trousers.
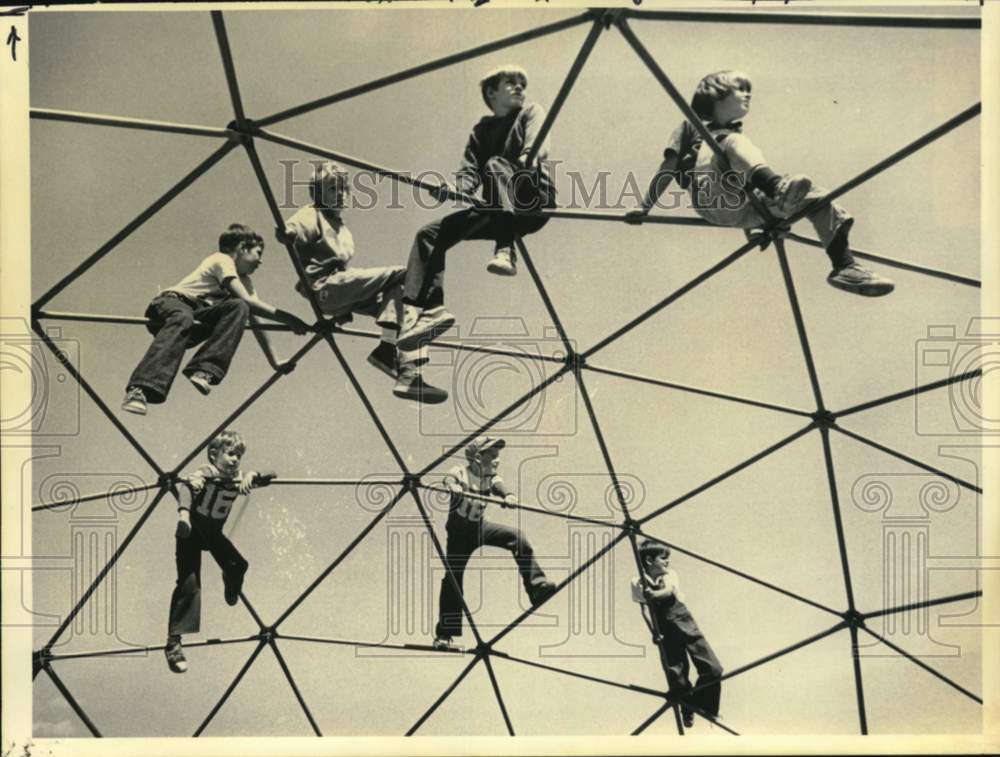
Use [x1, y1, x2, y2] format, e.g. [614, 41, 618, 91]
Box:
[436, 517, 547, 639]
[167, 520, 248, 637]
[403, 157, 554, 307]
[656, 601, 724, 719]
[127, 293, 250, 404]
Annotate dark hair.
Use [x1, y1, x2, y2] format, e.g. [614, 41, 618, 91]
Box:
[690, 70, 752, 120]
[219, 224, 264, 255]
[208, 429, 246, 463]
[479, 64, 528, 109]
[638, 538, 671, 564]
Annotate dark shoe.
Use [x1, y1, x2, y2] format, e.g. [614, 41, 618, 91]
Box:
[393, 366, 448, 404]
[682, 709, 695, 728]
[187, 370, 213, 396]
[121, 386, 148, 415]
[827, 263, 895, 297]
[223, 569, 245, 606]
[366, 341, 398, 379]
[397, 307, 455, 351]
[165, 638, 188, 673]
[487, 245, 517, 276]
[529, 580, 558, 608]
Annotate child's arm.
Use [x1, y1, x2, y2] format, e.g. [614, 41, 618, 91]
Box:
[237, 469, 277, 495]
[225, 278, 311, 335]
[453, 131, 483, 198]
[491, 478, 517, 506]
[248, 314, 286, 372]
[517, 103, 549, 169]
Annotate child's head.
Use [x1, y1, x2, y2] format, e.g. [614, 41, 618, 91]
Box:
[309, 161, 350, 211]
[691, 70, 752, 124]
[480, 64, 528, 114]
[219, 224, 264, 276]
[638, 538, 671, 577]
[465, 435, 506, 475]
[207, 429, 246, 476]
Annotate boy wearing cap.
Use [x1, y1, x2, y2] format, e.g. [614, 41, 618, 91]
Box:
[397, 64, 557, 352]
[433, 435, 557, 650]
[632, 538, 723, 728]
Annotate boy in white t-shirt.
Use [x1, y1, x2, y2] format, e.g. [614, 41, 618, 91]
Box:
[122, 224, 311, 416]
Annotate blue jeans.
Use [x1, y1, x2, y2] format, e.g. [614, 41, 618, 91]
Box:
[127, 293, 249, 404]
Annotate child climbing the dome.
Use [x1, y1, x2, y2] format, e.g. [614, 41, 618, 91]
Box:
[433, 436, 557, 650]
[277, 161, 447, 404]
[632, 538, 723, 728]
[165, 430, 275, 674]
[121, 224, 312, 416]
[629, 69, 895, 297]
[396, 64, 557, 352]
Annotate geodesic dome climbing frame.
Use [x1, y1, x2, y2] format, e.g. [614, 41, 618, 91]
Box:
[29, 6, 983, 737]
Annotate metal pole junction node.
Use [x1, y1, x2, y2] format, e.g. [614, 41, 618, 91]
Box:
[811, 410, 838, 429]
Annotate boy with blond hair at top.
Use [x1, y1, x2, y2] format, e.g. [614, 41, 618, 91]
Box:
[121, 224, 311, 416]
[165, 430, 275, 674]
[630, 70, 895, 297]
[277, 161, 447, 403]
[396, 64, 557, 352]
[632, 538, 723, 728]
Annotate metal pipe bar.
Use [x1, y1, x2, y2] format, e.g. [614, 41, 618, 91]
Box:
[640, 423, 814, 523]
[576, 370, 634, 522]
[424, 335, 566, 364]
[30, 107, 232, 138]
[833, 425, 982, 494]
[31, 320, 164, 476]
[514, 236, 575, 356]
[863, 589, 981, 621]
[265, 478, 401, 487]
[33, 141, 235, 311]
[584, 237, 757, 359]
[406, 655, 481, 736]
[625, 8, 980, 29]
[419, 484, 625, 530]
[785, 232, 980, 288]
[524, 17, 604, 167]
[257, 12, 593, 127]
[418, 364, 570, 476]
[194, 640, 267, 736]
[783, 103, 981, 228]
[859, 625, 982, 704]
[849, 625, 869, 734]
[489, 529, 629, 647]
[43, 487, 168, 651]
[268, 640, 322, 736]
[32, 482, 160, 513]
[640, 533, 841, 618]
[836, 369, 980, 419]
[541, 208, 713, 226]
[321, 332, 409, 474]
[211, 11, 247, 125]
[481, 654, 515, 735]
[279, 633, 467, 655]
[406, 487, 487, 648]
[44, 634, 259, 661]
[819, 427, 858, 612]
[584, 362, 813, 418]
[273, 487, 407, 628]
[238, 591, 266, 631]
[633, 620, 847, 734]
[775, 240, 826, 410]
[491, 649, 664, 697]
[33, 309, 293, 330]
[43, 664, 101, 737]
[173, 333, 324, 473]
[615, 16, 776, 226]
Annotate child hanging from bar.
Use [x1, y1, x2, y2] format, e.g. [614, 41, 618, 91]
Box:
[629, 69, 895, 297]
[277, 161, 448, 404]
[122, 224, 311, 416]
[396, 64, 557, 352]
[632, 538, 723, 729]
[433, 436, 557, 650]
[164, 430, 275, 673]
